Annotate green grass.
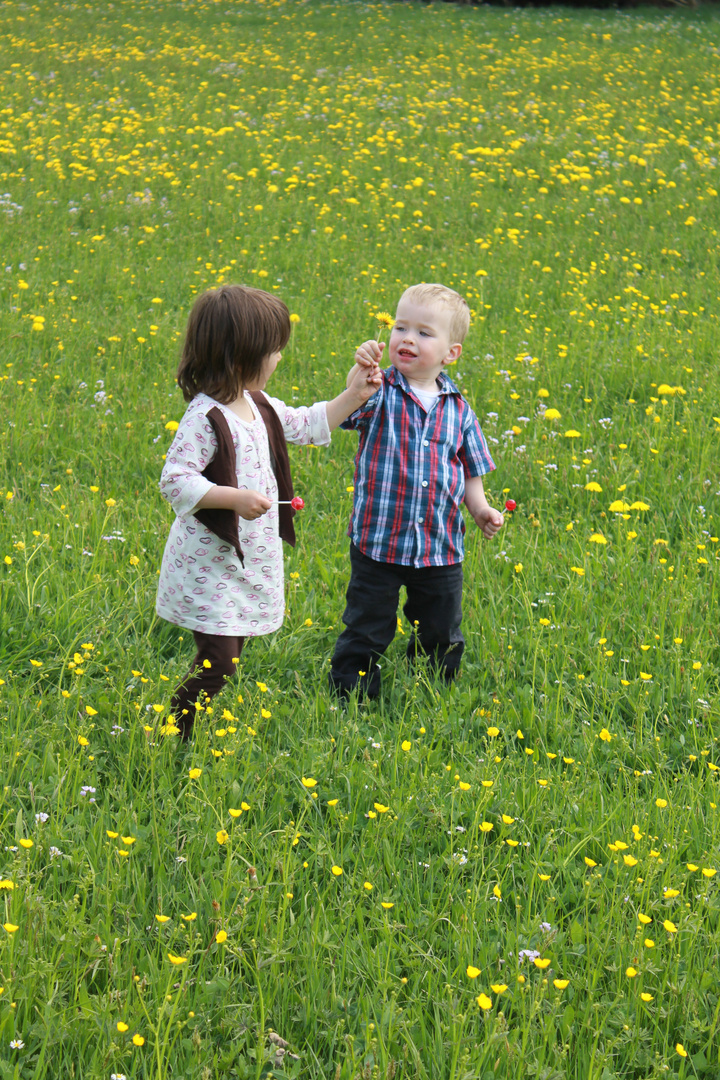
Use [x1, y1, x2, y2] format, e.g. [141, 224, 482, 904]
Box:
[1, 0, 719, 1076]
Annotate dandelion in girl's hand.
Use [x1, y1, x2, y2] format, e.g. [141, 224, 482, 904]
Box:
[375, 311, 394, 331]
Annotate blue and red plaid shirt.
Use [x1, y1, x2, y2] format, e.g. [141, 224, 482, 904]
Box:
[340, 366, 496, 567]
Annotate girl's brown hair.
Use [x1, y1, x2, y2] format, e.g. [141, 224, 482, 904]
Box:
[177, 285, 291, 403]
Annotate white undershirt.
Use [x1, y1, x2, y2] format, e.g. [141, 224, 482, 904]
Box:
[412, 386, 440, 412]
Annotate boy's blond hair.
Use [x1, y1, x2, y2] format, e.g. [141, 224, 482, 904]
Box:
[401, 283, 470, 345]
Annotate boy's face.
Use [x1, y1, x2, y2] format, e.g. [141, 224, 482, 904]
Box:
[388, 298, 462, 388]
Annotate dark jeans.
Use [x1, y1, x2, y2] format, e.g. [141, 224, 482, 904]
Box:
[329, 543, 464, 698]
[171, 630, 244, 739]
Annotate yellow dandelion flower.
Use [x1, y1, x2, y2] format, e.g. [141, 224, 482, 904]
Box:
[466, 966, 481, 979]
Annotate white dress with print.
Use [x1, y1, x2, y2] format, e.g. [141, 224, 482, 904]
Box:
[156, 391, 330, 636]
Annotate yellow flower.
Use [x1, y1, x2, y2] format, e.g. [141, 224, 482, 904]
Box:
[373, 802, 390, 813]
[458, 781, 471, 792]
[564, 429, 580, 438]
[466, 965, 481, 979]
[375, 311, 394, 329]
[544, 408, 561, 420]
[78, 736, 89, 747]
[380, 902, 394, 909]
[702, 868, 717, 878]
[301, 777, 317, 788]
[121, 836, 135, 846]
[19, 839, 33, 850]
[289, 313, 300, 324]
[663, 919, 677, 934]
[167, 953, 187, 965]
[188, 768, 202, 780]
[589, 534, 607, 545]
[0, 880, 15, 890]
[640, 992, 654, 1002]
[363, 881, 373, 891]
[229, 808, 242, 818]
[479, 821, 494, 833]
[181, 912, 197, 921]
[476, 993, 493, 1010]
[401, 740, 411, 751]
[584, 482, 603, 492]
[533, 958, 551, 970]
[3, 923, 19, 933]
[165, 420, 179, 431]
[553, 979, 569, 990]
[216, 830, 229, 845]
[132, 1034, 145, 1046]
[487, 726, 499, 737]
[584, 857, 597, 868]
[623, 855, 638, 867]
[490, 983, 508, 994]
[117, 1021, 129, 1032]
[155, 915, 170, 924]
[216, 930, 228, 944]
[570, 566, 585, 576]
[331, 865, 343, 877]
[676, 1044, 687, 1058]
[599, 728, 612, 742]
[626, 966, 638, 978]
[638, 913, 651, 924]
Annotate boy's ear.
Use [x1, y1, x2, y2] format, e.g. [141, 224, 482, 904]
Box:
[443, 343, 463, 366]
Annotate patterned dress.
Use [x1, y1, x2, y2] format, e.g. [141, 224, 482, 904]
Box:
[156, 391, 330, 636]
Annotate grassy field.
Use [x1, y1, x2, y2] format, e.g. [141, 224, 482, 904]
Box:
[1, 0, 719, 1076]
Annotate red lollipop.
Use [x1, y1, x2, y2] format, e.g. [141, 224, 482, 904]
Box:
[505, 499, 517, 512]
[290, 496, 305, 510]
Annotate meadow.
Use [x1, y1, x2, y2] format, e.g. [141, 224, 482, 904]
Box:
[1, 0, 719, 1076]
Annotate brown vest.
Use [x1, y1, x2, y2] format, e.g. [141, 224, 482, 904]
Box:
[193, 394, 296, 566]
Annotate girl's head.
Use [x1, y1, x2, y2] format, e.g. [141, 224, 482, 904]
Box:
[177, 284, 291, 403]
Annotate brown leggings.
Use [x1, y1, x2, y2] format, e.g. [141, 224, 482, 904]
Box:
[171, 630, 245, 739]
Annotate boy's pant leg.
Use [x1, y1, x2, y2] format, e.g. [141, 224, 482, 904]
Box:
[329, 544, 403, 698]
[171, 630, 244, 739]
[403, 562, 464, 682]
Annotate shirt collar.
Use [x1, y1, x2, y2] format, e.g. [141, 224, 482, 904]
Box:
[385, 365, 461, 397]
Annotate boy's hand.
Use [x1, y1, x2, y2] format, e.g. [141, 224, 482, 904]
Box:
[470, 504, 505, 540]
[355, 339, 384, 370]
[464, 476, 504, 539]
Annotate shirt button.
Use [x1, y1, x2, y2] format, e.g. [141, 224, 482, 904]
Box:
[422, 480, 428, 487]
[423, 440, 429, 446]
[418, 518, 424, 524]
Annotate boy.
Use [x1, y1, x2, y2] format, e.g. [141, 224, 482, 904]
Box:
[329, 283, 503, 698]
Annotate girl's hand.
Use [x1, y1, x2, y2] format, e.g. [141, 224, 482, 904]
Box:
[347, 359, 381, 403]
[235, 489, 272, 521]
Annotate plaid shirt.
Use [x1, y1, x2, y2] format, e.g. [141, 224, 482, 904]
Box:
[340, 366, 495, 567]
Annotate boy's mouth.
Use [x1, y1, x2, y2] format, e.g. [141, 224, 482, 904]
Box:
[397, 348, 416, 359]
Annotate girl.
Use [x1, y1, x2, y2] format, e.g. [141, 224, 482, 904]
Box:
[157, 284, 379, 738]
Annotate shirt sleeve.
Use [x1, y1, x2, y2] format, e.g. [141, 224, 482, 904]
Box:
[459, 406, 496, 477]
[159, 403, 217, 517]
[261, 393, 332, 446]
